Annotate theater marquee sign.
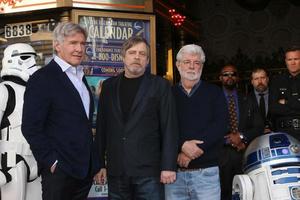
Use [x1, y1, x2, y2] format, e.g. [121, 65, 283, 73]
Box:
[0, 0, 57, 13]
[0, 0, 152, 14]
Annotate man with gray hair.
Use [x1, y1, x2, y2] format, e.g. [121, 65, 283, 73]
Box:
[165, 44, 228, 199]
[22, 22, 100, 200]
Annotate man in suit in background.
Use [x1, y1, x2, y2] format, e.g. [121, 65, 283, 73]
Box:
[249, 68, 272, 133]
[94, 36, 178, 199]
[218, 65, 264, 200]
[22, 22, 100, 200]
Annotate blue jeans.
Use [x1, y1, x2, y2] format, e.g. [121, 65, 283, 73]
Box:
[165, 166, 220, 200]
[108, 175, 164, 200]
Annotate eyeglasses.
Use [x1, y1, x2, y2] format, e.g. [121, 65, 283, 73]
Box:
[181, 60, 202, 67]
[222, 72, 237, 77]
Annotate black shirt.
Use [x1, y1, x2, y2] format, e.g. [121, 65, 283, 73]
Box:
[119, 74, 144, 122]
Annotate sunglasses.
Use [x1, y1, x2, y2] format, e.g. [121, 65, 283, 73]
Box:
[222, 72, 237, 77]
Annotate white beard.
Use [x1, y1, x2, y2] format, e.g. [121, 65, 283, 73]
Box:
[178, 68, 202, 81]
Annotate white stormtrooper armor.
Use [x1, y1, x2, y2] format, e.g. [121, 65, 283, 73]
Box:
[232, 132, 300, 200]
[0, 43, 41, 200]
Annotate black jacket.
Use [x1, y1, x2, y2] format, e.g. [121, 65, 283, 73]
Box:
[22, 60, 100, 179]
[269, 73, 300, 121]
[96, 73, 179, 177]
[228, 92, 264, 143]
[248, 91, 273, 130]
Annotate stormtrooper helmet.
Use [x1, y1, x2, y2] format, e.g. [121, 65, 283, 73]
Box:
[1, 43, 39, 82]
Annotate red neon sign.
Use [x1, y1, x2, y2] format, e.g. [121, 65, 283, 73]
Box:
[168, 9, 186, 27]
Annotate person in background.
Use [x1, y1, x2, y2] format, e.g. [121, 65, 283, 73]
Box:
[22, 22, 100, 200]
[269, 46, 300, 140]
[165, 44, 228, 200]
[249, 67, 272, 133]
[94, 36, 178, 200]
[219, 64, 264, 200]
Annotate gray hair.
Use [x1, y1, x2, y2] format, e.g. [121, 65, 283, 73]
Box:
[176, 44, 206, 63]
[53, 22, 87, 45]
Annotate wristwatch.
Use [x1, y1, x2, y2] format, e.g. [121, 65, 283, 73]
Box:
[240, 134, 247, 144]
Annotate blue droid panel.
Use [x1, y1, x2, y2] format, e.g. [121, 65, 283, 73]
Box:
[270, 134, 291, 149]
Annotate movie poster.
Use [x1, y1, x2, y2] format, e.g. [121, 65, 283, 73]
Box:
[80, 15, 151, 77]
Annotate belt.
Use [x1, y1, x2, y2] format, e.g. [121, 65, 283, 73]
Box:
[277, 118, 300, 130]
[178, 167, 202, 172]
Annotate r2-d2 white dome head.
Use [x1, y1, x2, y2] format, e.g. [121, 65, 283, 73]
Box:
[1, 43, 39, 82]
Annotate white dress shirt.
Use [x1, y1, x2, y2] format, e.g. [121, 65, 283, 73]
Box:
[54, 56, 90, 118]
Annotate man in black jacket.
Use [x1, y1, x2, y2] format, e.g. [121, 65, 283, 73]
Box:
[22, 22, 100, 200]
[249, 67, 272, 133]
[269, 46, 300, 140]
[219, 65, 264, 200]
[94, 36, 178, 199]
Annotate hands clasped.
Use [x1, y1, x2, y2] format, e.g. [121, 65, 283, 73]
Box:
[178, 140, 204, 168]
[224, 132, 246, 151]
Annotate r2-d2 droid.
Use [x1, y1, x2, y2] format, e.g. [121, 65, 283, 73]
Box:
[232, 132, 300, 200]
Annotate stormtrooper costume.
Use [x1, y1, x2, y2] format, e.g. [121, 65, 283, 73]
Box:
[0, 43, 41, 200]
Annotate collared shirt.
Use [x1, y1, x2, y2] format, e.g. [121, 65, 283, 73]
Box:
[223, 88, 240, 121]
[54, 56, 90, 118]
[178, 80, 201, 97]
[254, 89, 269, 114]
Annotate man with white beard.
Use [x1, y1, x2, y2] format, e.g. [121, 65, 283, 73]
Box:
[165, 44, 228, 200]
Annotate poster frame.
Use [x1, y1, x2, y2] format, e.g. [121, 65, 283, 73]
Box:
[71, 9, 156, 74]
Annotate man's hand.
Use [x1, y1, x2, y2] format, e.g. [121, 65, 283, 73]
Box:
[278, 99, 286, 105]
[181, 140, 204, 159]
[93, 168, 107, 185]
[225, 132, 247, 151]
[236, 142, 246, 151]
[177, 152, 192, 168]
[225, 132, 242, 146]
[160, 171, 176, 184]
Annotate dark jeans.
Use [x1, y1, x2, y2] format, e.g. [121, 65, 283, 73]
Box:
[41, 166, 93, 200]
[108, 175, 164, 200]
[219, 146, 244, 200]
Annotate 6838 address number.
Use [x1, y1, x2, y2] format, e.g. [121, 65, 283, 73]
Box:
[5, 23, 32, 38]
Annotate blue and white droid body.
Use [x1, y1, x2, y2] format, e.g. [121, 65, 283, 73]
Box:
[232, 132, 300, 200]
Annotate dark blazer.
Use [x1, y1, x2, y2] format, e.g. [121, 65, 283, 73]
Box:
[237, 92, 264, 143]
[220, 91, 264, 200]
[22, 60, 100, 179]
[248, 91, 273, 129]
[96, 73, 178, 177]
